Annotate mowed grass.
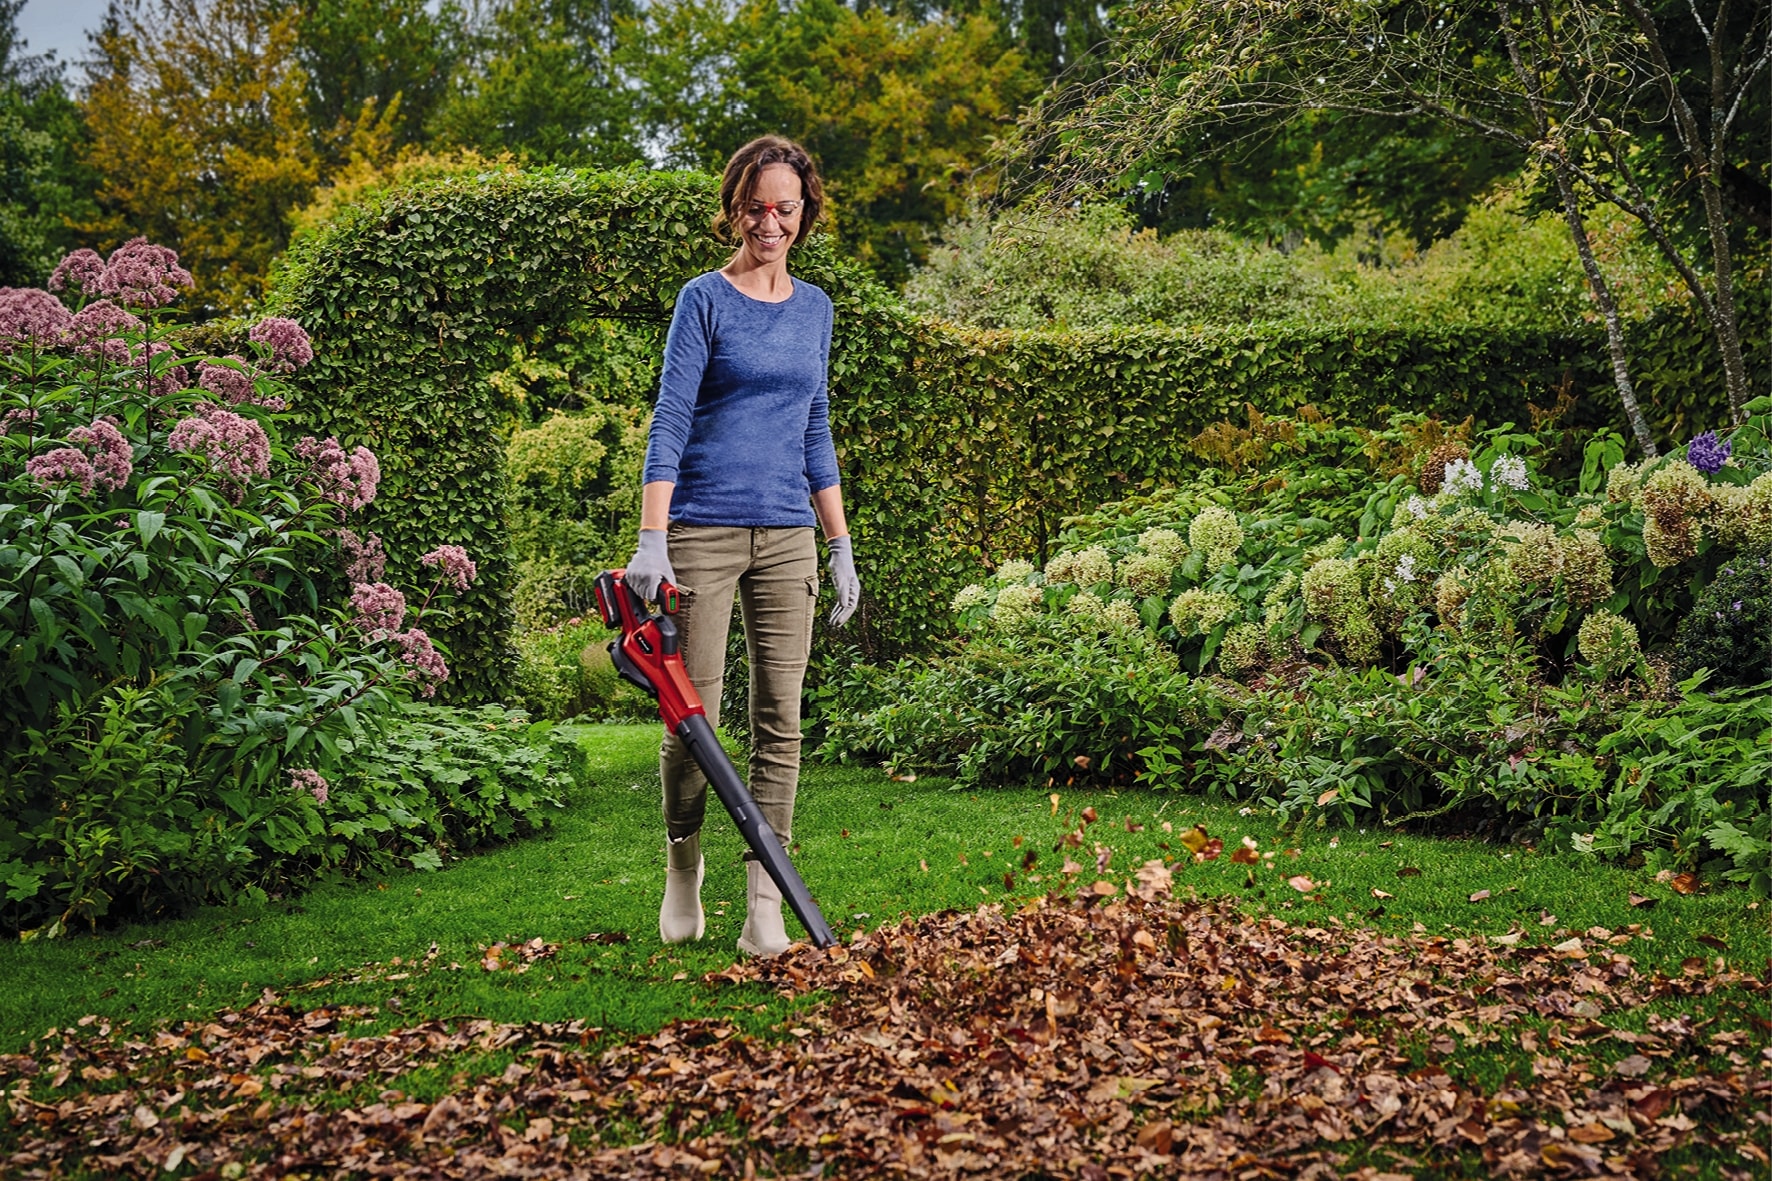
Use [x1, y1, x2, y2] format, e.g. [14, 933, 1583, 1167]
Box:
[2, 721, 1767, 1056]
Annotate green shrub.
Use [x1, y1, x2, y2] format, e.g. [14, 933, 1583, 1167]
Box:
[318, 703, 584, 874]
[0, 243, 492, 934]
[817, 406, 1772, 890]
[511, 616, 652, 722]
[1674, 555, 1772, 688]
[905, 196, 1645, 333]
[276, 167, 1754, 683]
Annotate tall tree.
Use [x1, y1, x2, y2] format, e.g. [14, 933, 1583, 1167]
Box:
[0, 0, 100, 286]
[625, 0, 1039, 284]
[295, 0, 463, 160]
[428, 0, 644, 165]
[1020, 0, 1769, 440]
[80, 0, 395, 311]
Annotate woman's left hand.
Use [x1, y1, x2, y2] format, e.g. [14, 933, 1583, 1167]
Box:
[826, 535, 861, 627]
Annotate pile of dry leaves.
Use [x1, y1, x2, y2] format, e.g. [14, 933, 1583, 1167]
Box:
[3, 865, 1767, 1179]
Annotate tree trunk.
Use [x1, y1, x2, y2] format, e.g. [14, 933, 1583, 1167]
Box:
[1555, 167, 1660, 459]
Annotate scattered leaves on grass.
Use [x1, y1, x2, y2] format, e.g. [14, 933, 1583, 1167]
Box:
[2, 886, 1765, 1180]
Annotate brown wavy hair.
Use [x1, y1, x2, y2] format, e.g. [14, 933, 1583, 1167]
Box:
[713, 136, 825, 247]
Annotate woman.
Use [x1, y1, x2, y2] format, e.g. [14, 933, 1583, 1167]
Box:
[624, 136, 861, 957]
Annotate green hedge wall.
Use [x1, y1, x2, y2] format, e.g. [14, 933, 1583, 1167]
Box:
[271, 166, 1740, 690]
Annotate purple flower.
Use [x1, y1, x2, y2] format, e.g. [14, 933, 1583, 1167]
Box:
[0, 287, 74, 350]
[391, 627, 449, 696]
[68, 417, 134, 492]
[335, 529, 387, 583]
[1, 407, 41, 434]
[66, 300, 142, 364]
[168, 403, 270, 501]
[296, 435, 380, 510]
[420, 544, 477, 593]
[26, 448, 97, 495]
[248, 316, 313, 373]
[350, 581, 407, 635]
[1686, 430, 1730, 475]
[197, 357, 284, 410]
[289, 768, 329, 805]
[99, 238, 194, 308]
[132, 340, 190, 399]
[48, 249, 105, 297]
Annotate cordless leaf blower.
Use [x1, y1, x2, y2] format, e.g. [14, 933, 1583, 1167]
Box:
[593, 569, 836, 950]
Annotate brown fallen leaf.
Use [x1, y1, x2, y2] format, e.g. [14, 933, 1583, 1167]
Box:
[1695, 934, 1728, 951]
[1287, 875, 1315, 893]
[1613, 1054, 1653, 1077]
[1396, 866, 1422, 878]
[1627, 893, 1656, 909]
[1370, 888, 1394, 899]
[1135, 1120, 1173, 1154]
[1669, 872, 1699, 895]
[1568, 1122, 1615, 1143]
[1230, 846, 1259, 865]
[1469, 890, 1491, 902]
[1316, 788, 1339, 806]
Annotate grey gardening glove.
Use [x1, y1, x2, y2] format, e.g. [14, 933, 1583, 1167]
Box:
[826, 535, 860, 627]
[626, 528, 675, 603]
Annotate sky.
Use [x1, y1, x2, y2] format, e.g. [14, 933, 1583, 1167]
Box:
[17, 0, 109, 74]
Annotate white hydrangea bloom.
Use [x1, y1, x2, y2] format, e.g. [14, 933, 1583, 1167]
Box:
[1404, 495, 1430, 519]
[994, 559, 1036, 582]
[1441, 458, 1484, 497]
[951, 584, 991, 613]
[1489, 454, 1529, 491]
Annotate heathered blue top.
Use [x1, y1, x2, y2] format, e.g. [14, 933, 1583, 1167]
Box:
[642, 271, 840, 527]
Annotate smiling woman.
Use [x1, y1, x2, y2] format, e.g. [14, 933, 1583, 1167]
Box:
[623, 136, 862, 961]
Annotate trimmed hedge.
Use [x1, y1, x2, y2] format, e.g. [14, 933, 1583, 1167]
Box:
[270, 167, 1736, 688]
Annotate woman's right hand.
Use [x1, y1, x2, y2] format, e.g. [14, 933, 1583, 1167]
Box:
[626, 528, 676, 603]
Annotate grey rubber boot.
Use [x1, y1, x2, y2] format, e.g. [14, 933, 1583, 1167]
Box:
[736, 860, 790, 957]
[659, 833, 704, 944]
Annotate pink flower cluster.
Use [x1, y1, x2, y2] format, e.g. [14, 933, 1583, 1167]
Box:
[168, 403, 270, 502]
[1, 407, 41, 434]
[134, 340, 190, 399]
[49, 249, 105, 297]
[0, 287, 74, 350]
[296, 435, 380, 510]
[197, 357, 284, 410]
[67, 300, 142, 364]
[98, 238, 194, 309]
[350, 581, 407, 635]
[68, 417, 134, 492]
[24, 416, 135, 495]
[26, 448, 98, 495]
[420, 544, 477, 593]
[289, 768, 329, 805]
[392, 627, 449, 697]
[336, 529, 387, 583]
[248, 317, 313, 373]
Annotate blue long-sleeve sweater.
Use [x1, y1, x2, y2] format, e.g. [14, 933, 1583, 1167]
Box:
[641, 271, 840, 528]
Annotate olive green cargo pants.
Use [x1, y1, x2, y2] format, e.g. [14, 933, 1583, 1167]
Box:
[659, 524, 819, 852]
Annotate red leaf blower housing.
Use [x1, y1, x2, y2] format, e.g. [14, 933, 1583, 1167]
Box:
[593, 569, 836, 950]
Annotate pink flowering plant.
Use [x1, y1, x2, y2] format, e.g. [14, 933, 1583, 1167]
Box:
[0, 242, 489, 934]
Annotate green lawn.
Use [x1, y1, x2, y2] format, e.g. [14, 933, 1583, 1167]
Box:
[2, 722, 1765, 1055]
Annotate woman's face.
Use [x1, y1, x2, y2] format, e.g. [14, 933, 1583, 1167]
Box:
[735, 162, 805, 264]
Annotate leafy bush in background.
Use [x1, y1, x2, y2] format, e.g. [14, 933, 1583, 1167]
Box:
[905, 196, 1672, 333]
[317, 704, 583, 876]
[511, 615, 652, 722]
[817, 402, 1772, 891]
[0, 242, 557, 935]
